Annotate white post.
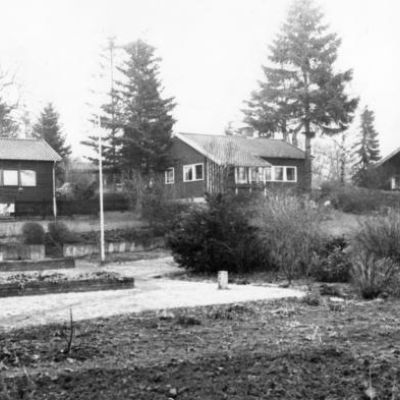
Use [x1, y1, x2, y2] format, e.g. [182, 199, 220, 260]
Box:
[218, 270, 229, 290]
[52, 162, 57, 220]
[98, 117, 105, 264]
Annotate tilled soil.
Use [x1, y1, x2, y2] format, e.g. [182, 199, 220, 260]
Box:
[1, 298, 400, 399]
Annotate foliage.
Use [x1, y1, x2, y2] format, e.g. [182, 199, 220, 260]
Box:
[243, 0, 358, 189]
[310, 236, 352, 283]
[353, 210, 400, 263]
[350, 252, 398, 299]
[47, 222, 78, 245]
[319, 182, 400, 213]
[33, 103, 71, 182]
[255, 193, 324, 284]
[0, 68, 20, 137]
[167, 193, 269, 274]
[141, 183, 192, 235]
[21, 222, 46, 245]
[352, 106, 381, 186]
[117, 40, 176, 175]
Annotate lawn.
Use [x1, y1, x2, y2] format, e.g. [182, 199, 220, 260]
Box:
[1, 297, 400, 399]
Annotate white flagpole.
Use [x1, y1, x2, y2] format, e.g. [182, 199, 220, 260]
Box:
[98, 116, 105, 264]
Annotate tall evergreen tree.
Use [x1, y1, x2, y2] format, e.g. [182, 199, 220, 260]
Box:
[118, 40, 175, 176]
[243, 35, 297, 144]
[33, 103, 71, 180]
[244, 0, 358, 190]
[352, 106, 381, 185]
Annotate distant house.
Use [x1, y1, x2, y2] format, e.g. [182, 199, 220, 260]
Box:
[374, 148, 400, 190]
[163, 133, 306, 200]
[0, 138, 61, 216]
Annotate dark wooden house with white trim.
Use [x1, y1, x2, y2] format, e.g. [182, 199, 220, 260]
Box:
[0, 138, 61, 216]
[163, 133, 306, 200]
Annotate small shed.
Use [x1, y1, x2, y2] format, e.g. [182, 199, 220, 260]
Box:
[0, 138, 61, 216]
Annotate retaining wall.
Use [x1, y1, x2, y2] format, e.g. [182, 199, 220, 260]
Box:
[62, 238, 164, 258]
[0, 244, 45, 261]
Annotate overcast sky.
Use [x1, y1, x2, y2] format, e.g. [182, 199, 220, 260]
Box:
[1, 0, 399, 158]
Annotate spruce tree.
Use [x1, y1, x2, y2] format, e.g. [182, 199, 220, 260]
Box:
[118, 40, 175, 176]
[243, 35, 297, 144]
[244, 0, 358, 190]
[352, 106, 381, 186]
[33, 103, 71, 180]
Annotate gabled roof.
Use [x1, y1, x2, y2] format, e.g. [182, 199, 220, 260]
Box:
[174, 132, 305, 167]
[374, 147, 400, 168]
[0, 138, 62, 162]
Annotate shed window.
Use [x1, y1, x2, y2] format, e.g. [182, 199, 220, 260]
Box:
[183, 163, 204, 182]
[20, 170, 37, 187]
[165, 168, 174, 184]
[3, 170, 18, 186]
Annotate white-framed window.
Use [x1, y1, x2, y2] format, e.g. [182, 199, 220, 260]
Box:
[236, 167, 248, 184]
[164, 167, 175, 184]
[264, 167, 272, 182]
[286, 167, 297, 182]
[270, 166, 297, 182]
[3, 170, 19, 186]
[20, 170, 37, 187]
[274, 166, 285, 182]
[183, 163, 204, 182]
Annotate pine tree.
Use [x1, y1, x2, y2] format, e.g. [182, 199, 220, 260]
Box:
[33, 103, 71, 180]
[118, 40, 175, 176]
[244, 0, 358, 190]
[352, 106, 381, 186]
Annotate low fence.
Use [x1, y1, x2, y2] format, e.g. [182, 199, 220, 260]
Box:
[62, 238, 164, 258]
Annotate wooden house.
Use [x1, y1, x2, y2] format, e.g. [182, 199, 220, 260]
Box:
[163, 133, 306, 200]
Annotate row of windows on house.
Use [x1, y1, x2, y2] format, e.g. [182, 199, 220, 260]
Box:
[0, 169, 37, 187]
[164, 164, 297, 184]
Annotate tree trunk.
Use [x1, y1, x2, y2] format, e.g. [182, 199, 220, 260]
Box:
[292, 132, 298, 147]
[304, 134, 312, 192]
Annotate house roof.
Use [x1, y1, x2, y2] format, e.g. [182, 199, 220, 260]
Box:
[0, 138, 62, 162]
[174, 132, 305, 167]
[374, 147, 400, 168]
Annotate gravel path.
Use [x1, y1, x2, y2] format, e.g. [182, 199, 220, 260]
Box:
[0, 256, 304, 331]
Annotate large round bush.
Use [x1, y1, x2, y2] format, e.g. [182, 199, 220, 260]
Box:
[166, 194, 270, 274]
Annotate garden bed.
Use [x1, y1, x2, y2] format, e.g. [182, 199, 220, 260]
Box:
[0, 257, 75, 272]
[0, 271, 134, 298]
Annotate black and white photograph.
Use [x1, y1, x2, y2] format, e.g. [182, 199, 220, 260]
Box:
[0, 0, 400, 398]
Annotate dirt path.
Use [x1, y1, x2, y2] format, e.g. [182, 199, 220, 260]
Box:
[0, 256, 304, 331]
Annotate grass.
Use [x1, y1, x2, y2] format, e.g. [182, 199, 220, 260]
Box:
[1, 298, 400, 399]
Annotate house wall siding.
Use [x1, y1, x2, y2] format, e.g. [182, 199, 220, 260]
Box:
[263, 157, 306, 191]
[0, 160, 54, 203]
[375, 154, 400, 190]
[165, 138, 207, 199]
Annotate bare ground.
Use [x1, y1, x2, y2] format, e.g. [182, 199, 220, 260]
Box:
[1, 297, 400, 399]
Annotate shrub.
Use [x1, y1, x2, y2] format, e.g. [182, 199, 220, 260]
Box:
[319, 182, 400, 214]
[351, 252, 398, 299]
[166, 193, 269, 274]
[354, 210, 400, 264]
[255, 194, 324, 284]
[47, 222, 78, 245]
[310, 236, 352, 283]
[21, 222, 45, 244]
[141, 185, 192, 235]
